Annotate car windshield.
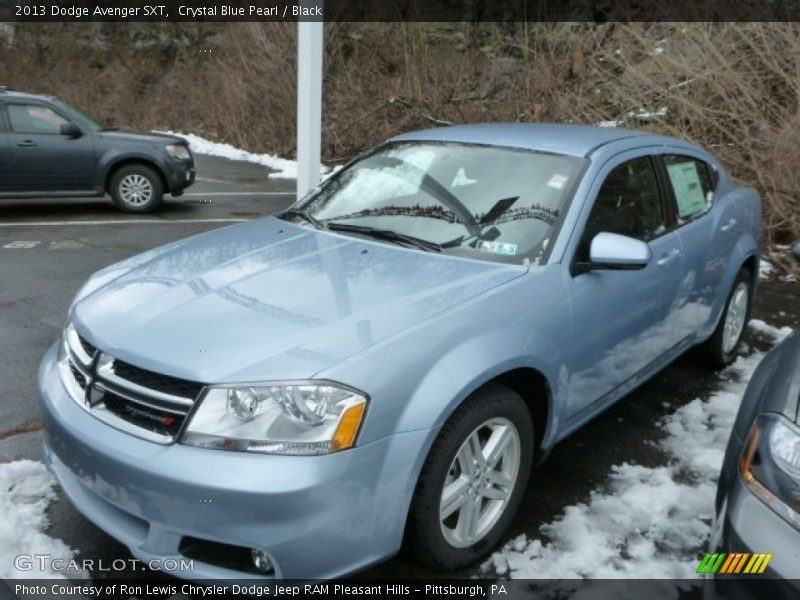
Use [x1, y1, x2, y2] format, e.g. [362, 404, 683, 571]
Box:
[56, 100, 106, 132]
[293, 142, 586, 264]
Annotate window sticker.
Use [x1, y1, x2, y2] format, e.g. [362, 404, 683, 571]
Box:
[547, 173, 569, 189]
[478, 241, 518, 255]
[667, 161, 707, 218]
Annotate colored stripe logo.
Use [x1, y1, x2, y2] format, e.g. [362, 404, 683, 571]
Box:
[697, 553, 772, 574]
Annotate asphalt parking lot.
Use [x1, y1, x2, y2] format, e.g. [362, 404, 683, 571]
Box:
[0, 153, 798, 582]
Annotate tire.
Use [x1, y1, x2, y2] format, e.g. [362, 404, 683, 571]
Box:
[697, 267, 752, 368]
[405, 383, 534, 570]
[110, 164, 164, 213]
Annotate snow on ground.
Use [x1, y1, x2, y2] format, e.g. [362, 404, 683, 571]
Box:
[155, 131, 336, 180]
[748, 318, 794, 343]
[0, 460, 74, 578]
[760, 256, 798, 282]
[486, 348, 769, 580]
[759, 258, 775, 280]
[629, 107, 668, 121]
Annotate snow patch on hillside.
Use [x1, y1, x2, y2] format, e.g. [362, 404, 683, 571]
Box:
[155, 130, 335, 180]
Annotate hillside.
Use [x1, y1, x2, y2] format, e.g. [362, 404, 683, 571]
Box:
[1, 22, 797, 264]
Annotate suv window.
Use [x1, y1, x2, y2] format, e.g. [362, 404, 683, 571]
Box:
[662, 155, 715, 222]
[585, 156, 666, 243]
[7, 103, 69, 135]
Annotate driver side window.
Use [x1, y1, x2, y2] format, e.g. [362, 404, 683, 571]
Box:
[7, 104, 68, 135]
[585, 156, 666, 246]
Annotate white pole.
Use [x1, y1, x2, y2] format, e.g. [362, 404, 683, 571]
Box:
[296, 18, 323, 201]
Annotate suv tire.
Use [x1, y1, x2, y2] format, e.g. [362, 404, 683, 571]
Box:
[110, 164, 164, 213]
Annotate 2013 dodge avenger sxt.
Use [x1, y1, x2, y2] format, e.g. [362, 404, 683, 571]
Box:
[39, 124, 762, 579]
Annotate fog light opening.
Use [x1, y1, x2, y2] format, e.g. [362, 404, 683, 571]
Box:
[251, 549, 274, 574]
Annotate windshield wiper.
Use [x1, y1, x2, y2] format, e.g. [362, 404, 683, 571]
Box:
[327, 222, 441, 252]
[479, 196, 519, 225]
[281, 208, 326, 230]
[367, 156, 482, 237]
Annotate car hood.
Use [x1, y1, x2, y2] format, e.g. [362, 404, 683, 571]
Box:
[97, 130, 186, 146]
[72, 218, 524, 383]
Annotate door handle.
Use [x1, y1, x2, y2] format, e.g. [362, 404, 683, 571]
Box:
[720, 218, 737, 232]
[16, 140, 37, 147]
[657, 249, 681, 268]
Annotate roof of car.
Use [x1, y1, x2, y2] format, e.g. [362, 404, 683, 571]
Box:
[390, 123, 674, 158]
[0, 88, 52, 102]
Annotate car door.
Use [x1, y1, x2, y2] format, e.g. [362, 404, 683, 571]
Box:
[655, 152, 727, 342]
[564, 151, 684, 420]
[5, 101, 96, 191]
[0, 103, 11, 191]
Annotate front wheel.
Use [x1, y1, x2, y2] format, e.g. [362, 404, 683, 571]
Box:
[405, 384, 533, 570]
[110, 164, 164, 213]
[698, 268, 752, 368]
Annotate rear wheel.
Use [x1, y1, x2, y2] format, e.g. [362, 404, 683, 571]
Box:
[110, 164, 163, 213]
[405, 384, 533, 570]
[698, 268, 752, 368]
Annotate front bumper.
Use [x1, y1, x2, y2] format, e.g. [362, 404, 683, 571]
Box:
[705, 473, 800, 599]
[38, 344, 431, 579]
[164, 158, 195, 194]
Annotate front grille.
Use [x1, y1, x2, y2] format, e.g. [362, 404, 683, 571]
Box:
[103, 392, 187, 438]
[61, 332, 205, 443]
[69, 363, 87, 389]
[77, 335, 97, 358]
[112, 359, 205, 399]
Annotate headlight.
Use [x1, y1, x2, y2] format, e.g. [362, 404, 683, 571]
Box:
[181, 382, 368, 456]
[739, 414, 800, 528]
[165, 144, 191, 160]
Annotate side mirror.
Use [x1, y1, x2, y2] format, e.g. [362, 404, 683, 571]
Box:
[60, 122, 82, 138]
[793, 242, 800, 263]
[586, 232, 651, 271]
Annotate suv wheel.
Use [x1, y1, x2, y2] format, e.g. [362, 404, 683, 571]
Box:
[406, 384, 533, 570]
[698, 267, 752, 368]
[110, 164, 164, 213]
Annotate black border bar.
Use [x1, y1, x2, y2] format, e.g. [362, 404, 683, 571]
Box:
[1, 0, 799, 22]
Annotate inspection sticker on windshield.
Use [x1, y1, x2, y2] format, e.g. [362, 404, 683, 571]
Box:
[479, 241, 517, 256]
[547, 173, 569, 189]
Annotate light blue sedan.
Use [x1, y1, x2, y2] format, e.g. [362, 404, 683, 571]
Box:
[39, 124, 761, 578]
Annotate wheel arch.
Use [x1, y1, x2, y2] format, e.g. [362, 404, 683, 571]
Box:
[104, 157, 168, 194]
[741, 254, 758, 294]
[485, 367, 553, 462]
[419, 362, 558, 467]
[700, 236, 760, 342]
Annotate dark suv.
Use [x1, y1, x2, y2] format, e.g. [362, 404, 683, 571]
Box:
[0, 88, 195, 212]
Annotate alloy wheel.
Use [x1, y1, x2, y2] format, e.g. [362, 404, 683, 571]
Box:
[119, 174, 153, 206]
[722, 281, 749, 355]
[439, 417, 521, 548]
